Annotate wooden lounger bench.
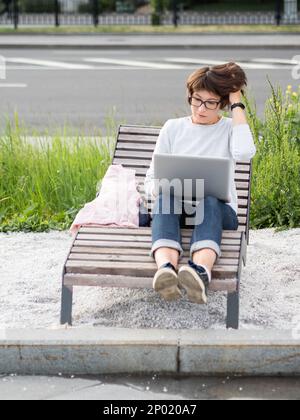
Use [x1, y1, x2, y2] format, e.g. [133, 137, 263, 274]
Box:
[61, 124, 252, 329]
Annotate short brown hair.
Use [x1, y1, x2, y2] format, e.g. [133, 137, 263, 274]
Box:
[186, 62, 247, 110]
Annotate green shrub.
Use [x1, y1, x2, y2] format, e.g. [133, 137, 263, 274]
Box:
[244, 80, 300, 231]
[150, 0, 166, 25]
[0, 113, 118, 232]
[78, 0, 134, 14]
[19, 0, 61, 13]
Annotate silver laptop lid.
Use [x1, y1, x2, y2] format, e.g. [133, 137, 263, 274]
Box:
[153, 153, 232, 202]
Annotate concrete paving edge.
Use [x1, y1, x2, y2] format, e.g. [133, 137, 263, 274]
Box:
[0, 328, 299, 376]
[0, 44, 300, 50]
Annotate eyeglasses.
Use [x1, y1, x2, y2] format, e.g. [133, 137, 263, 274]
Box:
[189, 96, 221, 110]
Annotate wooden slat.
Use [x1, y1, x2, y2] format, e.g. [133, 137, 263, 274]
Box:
[142, 174, 251, 190]
[118, 140, 157, 147]
[74, 240, 241, 252]
[146, 221, 245, 233]
[117, 142, 156, 151]
[235, 164, 251, 173]
[119, 127, 161, 135]
[77, 233, 241, 246]
[236, 190, 249, 198]
[65, 260, 238, 278]
[235, 173, 250, 181]
[113, 158, 150, 168]
[235, 182, 249, 190]
[115, 150, 153, 159]
[145, 202, 248, 216]
[69, 253, 239, 266]
[137, 180, 249, 199]
[113, 158, 250, 181]
[63, 273, 237, 292]
[238, 160, 251, 165]
[79, 227, 242, 237]
[140, 194, 248, 208]
[119, 125, 161, 132]
[71, 246, 240, 259]
[71, 246, 154, 255]
[114, 163, 251, 183]
[237, 199, 248, 207]
[115, 151, 250, 177]
[76, 226, 247, 237]
[77, 225, 246, 235]
[144, 214, 247, 224]
[114, 152, 251, 176]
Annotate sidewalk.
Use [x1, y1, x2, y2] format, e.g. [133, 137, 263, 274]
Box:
[2, 374, 300, 400]
[0, 33, 299, 49]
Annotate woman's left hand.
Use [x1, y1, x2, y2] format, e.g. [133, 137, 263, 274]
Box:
[229, 90, 242, 105]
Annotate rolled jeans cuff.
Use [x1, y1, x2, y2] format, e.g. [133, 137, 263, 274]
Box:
[150, 239, 184, 259]
[190, 240, 221, 259]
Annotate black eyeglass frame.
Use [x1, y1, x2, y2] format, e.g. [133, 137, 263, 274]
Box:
[188, 96, 221, 110]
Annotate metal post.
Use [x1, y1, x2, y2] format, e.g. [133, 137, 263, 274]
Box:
[93, 0, 99, 27]
[60, 284, 73, 325]
[172, 0, 179, 27]
[54, 0, 60, 27]
[13, 0, 18, 30]
[275, 0, 282, 25]
[227, 291, 240, 329]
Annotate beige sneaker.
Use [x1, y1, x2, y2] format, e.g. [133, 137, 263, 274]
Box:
[178, 260, 211, 304]
[153, 262, 182, 301]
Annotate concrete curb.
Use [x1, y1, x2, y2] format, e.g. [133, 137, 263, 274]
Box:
[0, 44, 299, 50]
[0, 32, 299, 49]
[1, 31, 300, 36]
[0, 328, 299, 376]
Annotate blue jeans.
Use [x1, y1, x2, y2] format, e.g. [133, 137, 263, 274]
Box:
[150, 193, 239, 259]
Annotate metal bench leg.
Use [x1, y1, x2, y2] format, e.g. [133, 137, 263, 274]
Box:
[60, 285, 73, 325]
[242, 233, 247, 267]
[226, 290, 239, 330]
[226, 231, 245, 329]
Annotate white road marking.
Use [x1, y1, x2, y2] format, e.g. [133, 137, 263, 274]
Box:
[251, 58, 300, 65]
[165, 58, 292, 69]
[0, 66, 192, 71]
[2, 57, 296, 71]
[84, 57, 185, 69]
[0, 83, 27, 88]
[5, 58, 94, 70]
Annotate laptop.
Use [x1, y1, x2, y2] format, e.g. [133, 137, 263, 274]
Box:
[153, 153, 232, 202]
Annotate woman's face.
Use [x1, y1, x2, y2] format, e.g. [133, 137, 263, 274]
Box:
[190, 89, 222, 125]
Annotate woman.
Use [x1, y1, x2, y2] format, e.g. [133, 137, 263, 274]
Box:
[144, 62, 256, 304]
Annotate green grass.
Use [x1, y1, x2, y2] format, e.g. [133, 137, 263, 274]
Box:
[244, 82, 300, 231]
[0, 112, 119, 232]
[0, 82, 300, 233]
[0, 24, 300, 34]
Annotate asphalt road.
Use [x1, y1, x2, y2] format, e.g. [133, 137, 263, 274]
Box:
[0, 47, 299, 133]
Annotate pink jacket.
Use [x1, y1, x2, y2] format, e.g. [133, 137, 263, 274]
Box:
[70, 164, 142, 235]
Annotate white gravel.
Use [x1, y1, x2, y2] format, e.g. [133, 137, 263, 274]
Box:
[0, 228, 299, 330]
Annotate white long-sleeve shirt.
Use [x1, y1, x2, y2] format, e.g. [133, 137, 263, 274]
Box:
[144, 115, 256, 214]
